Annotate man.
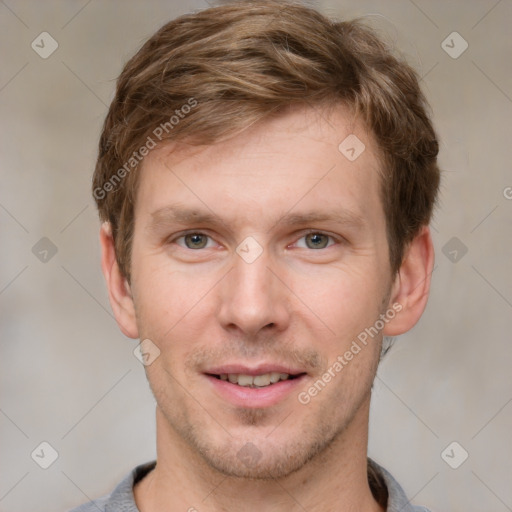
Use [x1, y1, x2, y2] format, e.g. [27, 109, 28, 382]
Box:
[73, 1, 440, 510]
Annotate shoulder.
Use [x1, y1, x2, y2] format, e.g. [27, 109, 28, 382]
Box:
[368, 458, 433, 512]
[67, 461, 156, 512]
[68, 495, 109, 512]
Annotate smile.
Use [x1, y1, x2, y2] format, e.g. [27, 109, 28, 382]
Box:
[210, 372, 301, 388]
[204, 366, 308, 408]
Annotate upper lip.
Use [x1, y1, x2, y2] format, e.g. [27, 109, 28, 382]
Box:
[204, 364, 306, 376]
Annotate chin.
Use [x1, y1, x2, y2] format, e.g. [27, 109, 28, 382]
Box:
[181, 416, 343, 480]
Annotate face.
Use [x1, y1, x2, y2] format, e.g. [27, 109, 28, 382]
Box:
[127, 105, 396, 479]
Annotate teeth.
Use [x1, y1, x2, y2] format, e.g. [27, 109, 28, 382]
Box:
[237, 374, 254, 387]
[218, 372, 292, 387]
[253, 374, 271, 386]
[269, 372, 281, 383]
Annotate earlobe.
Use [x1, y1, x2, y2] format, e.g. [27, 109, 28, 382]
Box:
[383, 226, 435, 337]
[99, 222, 139, 339]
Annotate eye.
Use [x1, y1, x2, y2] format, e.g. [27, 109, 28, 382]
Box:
[295, 232, 336, 250]
[175, 232, 215, 250]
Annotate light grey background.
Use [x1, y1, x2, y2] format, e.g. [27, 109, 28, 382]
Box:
[1, 1, 511, 511]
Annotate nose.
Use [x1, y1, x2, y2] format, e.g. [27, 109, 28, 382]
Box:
[216, 247, 290, 338]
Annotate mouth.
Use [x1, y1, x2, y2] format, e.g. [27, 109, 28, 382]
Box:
[203, 365, 308, 408]
[206, 372, 304, 388]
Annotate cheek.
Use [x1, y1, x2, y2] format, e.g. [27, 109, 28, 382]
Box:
[133, 250, 199, 309]
[292, 265, 385, 339]
[131, 256, 219, 351]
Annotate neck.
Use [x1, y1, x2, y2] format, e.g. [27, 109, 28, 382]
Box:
[135, 398, 384, 512]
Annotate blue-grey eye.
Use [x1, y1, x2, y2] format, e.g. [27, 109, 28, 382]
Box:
[184, 233, 209, 249]
[304, 233, 331, 249]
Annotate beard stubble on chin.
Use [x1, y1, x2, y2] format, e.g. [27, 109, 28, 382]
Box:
[165, 388, 372, 480]
[153, 366, 374, 481]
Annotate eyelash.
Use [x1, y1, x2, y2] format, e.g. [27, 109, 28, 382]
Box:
[170, 230, 340, 251]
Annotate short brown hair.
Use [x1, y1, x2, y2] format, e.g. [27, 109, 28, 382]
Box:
[93, 0, 440, 282]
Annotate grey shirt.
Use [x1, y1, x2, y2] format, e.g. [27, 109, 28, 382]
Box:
[69, 458, 431, 512]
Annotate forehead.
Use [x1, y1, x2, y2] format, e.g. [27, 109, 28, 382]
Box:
[134, 104, 384, 232]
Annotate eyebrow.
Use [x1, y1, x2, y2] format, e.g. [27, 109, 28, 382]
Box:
[147, 205, 219, 233]
[276, 210, 365, 229]
[146, 204, 366, 234]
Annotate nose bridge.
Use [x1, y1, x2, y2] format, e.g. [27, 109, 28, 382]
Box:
[217, 246, 288, 335]
[234, 251, 271, 299]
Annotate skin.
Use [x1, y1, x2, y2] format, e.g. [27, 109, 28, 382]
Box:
[100, 104, 434, 512]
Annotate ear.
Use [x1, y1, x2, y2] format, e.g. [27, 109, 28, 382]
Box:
[99, 222, 139, 339]
[383, 226, 435, 336]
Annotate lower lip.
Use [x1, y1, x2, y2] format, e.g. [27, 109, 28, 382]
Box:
[204, 374, 307, 408]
